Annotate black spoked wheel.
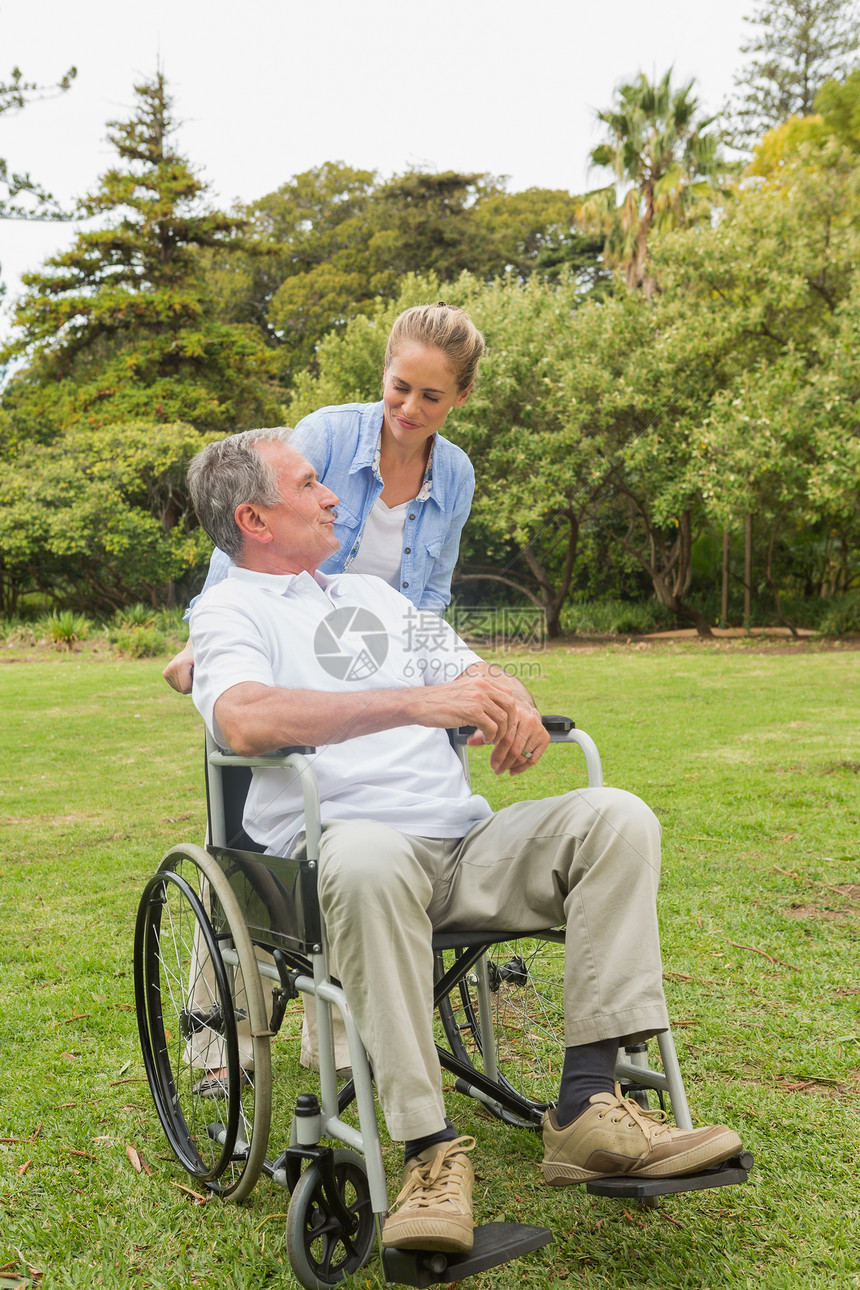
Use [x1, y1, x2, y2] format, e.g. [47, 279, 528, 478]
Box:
[134, 844, 272, 1200]
[286, 1150, 375, 1290]
[436, 933, 565, 1127]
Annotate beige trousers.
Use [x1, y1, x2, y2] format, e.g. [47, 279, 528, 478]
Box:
[317, 787, 669, 1142]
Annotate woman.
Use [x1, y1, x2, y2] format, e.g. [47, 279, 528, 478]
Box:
[163, 302, 484, 692]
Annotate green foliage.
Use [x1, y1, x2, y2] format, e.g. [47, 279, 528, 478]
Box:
[818, 589, 860, 634]
[725, 0, 860, 148]
[0, 420, 216, 615]
[0, 71, 282, 441]
[209, 164, 603, 381]
[561, 598, 675, 636]
[112, 603, 157, 629]
[816, 64, 860, 149]
[36, 609, 92, 649]
[653, 137, 860, 606]
[110, 625, 168, 657]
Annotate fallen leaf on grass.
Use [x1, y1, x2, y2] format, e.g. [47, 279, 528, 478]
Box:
[171, 1181, 211, 1205]
[125, 1143, 151, 1174]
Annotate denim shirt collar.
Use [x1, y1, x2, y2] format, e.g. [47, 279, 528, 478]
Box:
[351, 399, 445, 509]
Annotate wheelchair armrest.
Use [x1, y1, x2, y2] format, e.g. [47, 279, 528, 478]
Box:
[209, 744, 316, 762]
[449, 716, 603, 788]
[450, 714, 574, 744]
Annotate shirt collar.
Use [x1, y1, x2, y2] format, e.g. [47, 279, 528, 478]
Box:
[228, 565, 329, 596]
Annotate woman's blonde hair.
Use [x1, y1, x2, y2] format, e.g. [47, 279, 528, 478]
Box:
[385, 302, 485, 392]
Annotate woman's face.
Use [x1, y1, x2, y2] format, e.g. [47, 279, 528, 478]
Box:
[382, 342, 471, 449]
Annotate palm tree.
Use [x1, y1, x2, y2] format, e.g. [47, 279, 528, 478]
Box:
[582, 71, 721, 296]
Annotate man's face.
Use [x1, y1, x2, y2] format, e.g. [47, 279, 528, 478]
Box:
[239, 442, 340, 574]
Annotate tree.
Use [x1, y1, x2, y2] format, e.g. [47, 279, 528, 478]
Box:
[651, 131, 860, 622]
[0, 63, 77, 223]
[207, 166, 603, 384]
[582, 71, 721, 295]
[726, 0, 860, 148]
[0, 420, 216, 615]
[0, 71, 281, 443]
[815, 64, 860, 149]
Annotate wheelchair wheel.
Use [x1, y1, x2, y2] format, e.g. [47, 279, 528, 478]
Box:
[286, 1150, 375, 1290]
[436, 933, 565, 1128]
[134, 844, 272, 1201]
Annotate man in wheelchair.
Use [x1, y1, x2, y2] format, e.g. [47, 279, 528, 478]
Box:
[186, 427, 741, 1256]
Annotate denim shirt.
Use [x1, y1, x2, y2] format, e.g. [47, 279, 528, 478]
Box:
[189, 401, 475, 615]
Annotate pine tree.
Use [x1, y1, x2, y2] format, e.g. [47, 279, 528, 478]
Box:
[1, 71, 280, 442]
[726, 0, 860, 148]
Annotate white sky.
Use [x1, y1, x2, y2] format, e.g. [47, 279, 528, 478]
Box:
[0, 0, 753, 333]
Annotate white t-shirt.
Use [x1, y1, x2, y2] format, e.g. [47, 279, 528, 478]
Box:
[191, 567, 493, 856]
[348, 497, 408, 588]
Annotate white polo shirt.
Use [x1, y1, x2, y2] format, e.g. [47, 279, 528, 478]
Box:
[191, 566, 493, 856]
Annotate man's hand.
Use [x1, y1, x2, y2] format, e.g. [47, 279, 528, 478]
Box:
[163, 639, 195, 694]
[413, 663, 550, 776]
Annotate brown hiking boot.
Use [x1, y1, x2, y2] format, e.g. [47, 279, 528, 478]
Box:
[543, 1090, 741, 1185]
[381, 1136, 476, 1253]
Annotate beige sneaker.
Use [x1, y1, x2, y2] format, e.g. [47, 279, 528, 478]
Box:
[543, 1090, 742, 1185]
[381, 1137, 476, 1253]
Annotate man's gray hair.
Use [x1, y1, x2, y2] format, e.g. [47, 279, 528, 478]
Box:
[187, 427, 294, 559]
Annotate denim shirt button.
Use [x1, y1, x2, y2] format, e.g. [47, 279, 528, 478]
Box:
[405, 547, 411, 554]
[402, 581, 409, 589]
[409, 513, 416, 521]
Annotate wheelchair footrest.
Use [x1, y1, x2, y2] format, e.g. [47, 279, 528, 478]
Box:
[381, 1221, 552, 1286]
[585, 1151, 754, 1200]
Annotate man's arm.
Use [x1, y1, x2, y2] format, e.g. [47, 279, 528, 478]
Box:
[214, 661, 547, 774]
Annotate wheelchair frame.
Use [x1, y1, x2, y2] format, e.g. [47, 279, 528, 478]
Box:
[134, 717, 751, 1289]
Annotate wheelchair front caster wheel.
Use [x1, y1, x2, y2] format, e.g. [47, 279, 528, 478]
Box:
[286, 1149, 375, 1289]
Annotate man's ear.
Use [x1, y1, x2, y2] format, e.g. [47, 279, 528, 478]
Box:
[234, 502, 274, 546]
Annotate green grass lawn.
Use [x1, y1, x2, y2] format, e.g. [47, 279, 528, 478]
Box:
[1, 640, 859, 1289]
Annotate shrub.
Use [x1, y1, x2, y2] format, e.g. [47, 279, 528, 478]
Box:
[113, 603, 157, 630]
[818, 591, 860, 636]
[562, 599, 674, 636]
[0, 617, 37, 648]
[37, 610, 92, 650]
[111, 626, 167, 658]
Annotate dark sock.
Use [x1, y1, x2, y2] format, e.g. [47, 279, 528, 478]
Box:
[404, 1118, 458, 1164]
[555, 1038, 619, 1127]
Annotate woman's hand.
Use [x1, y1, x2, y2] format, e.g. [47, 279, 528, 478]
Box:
[163, 639, 195, 693]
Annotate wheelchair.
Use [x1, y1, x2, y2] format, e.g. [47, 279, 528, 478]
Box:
[134, 716, 752, 1289]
